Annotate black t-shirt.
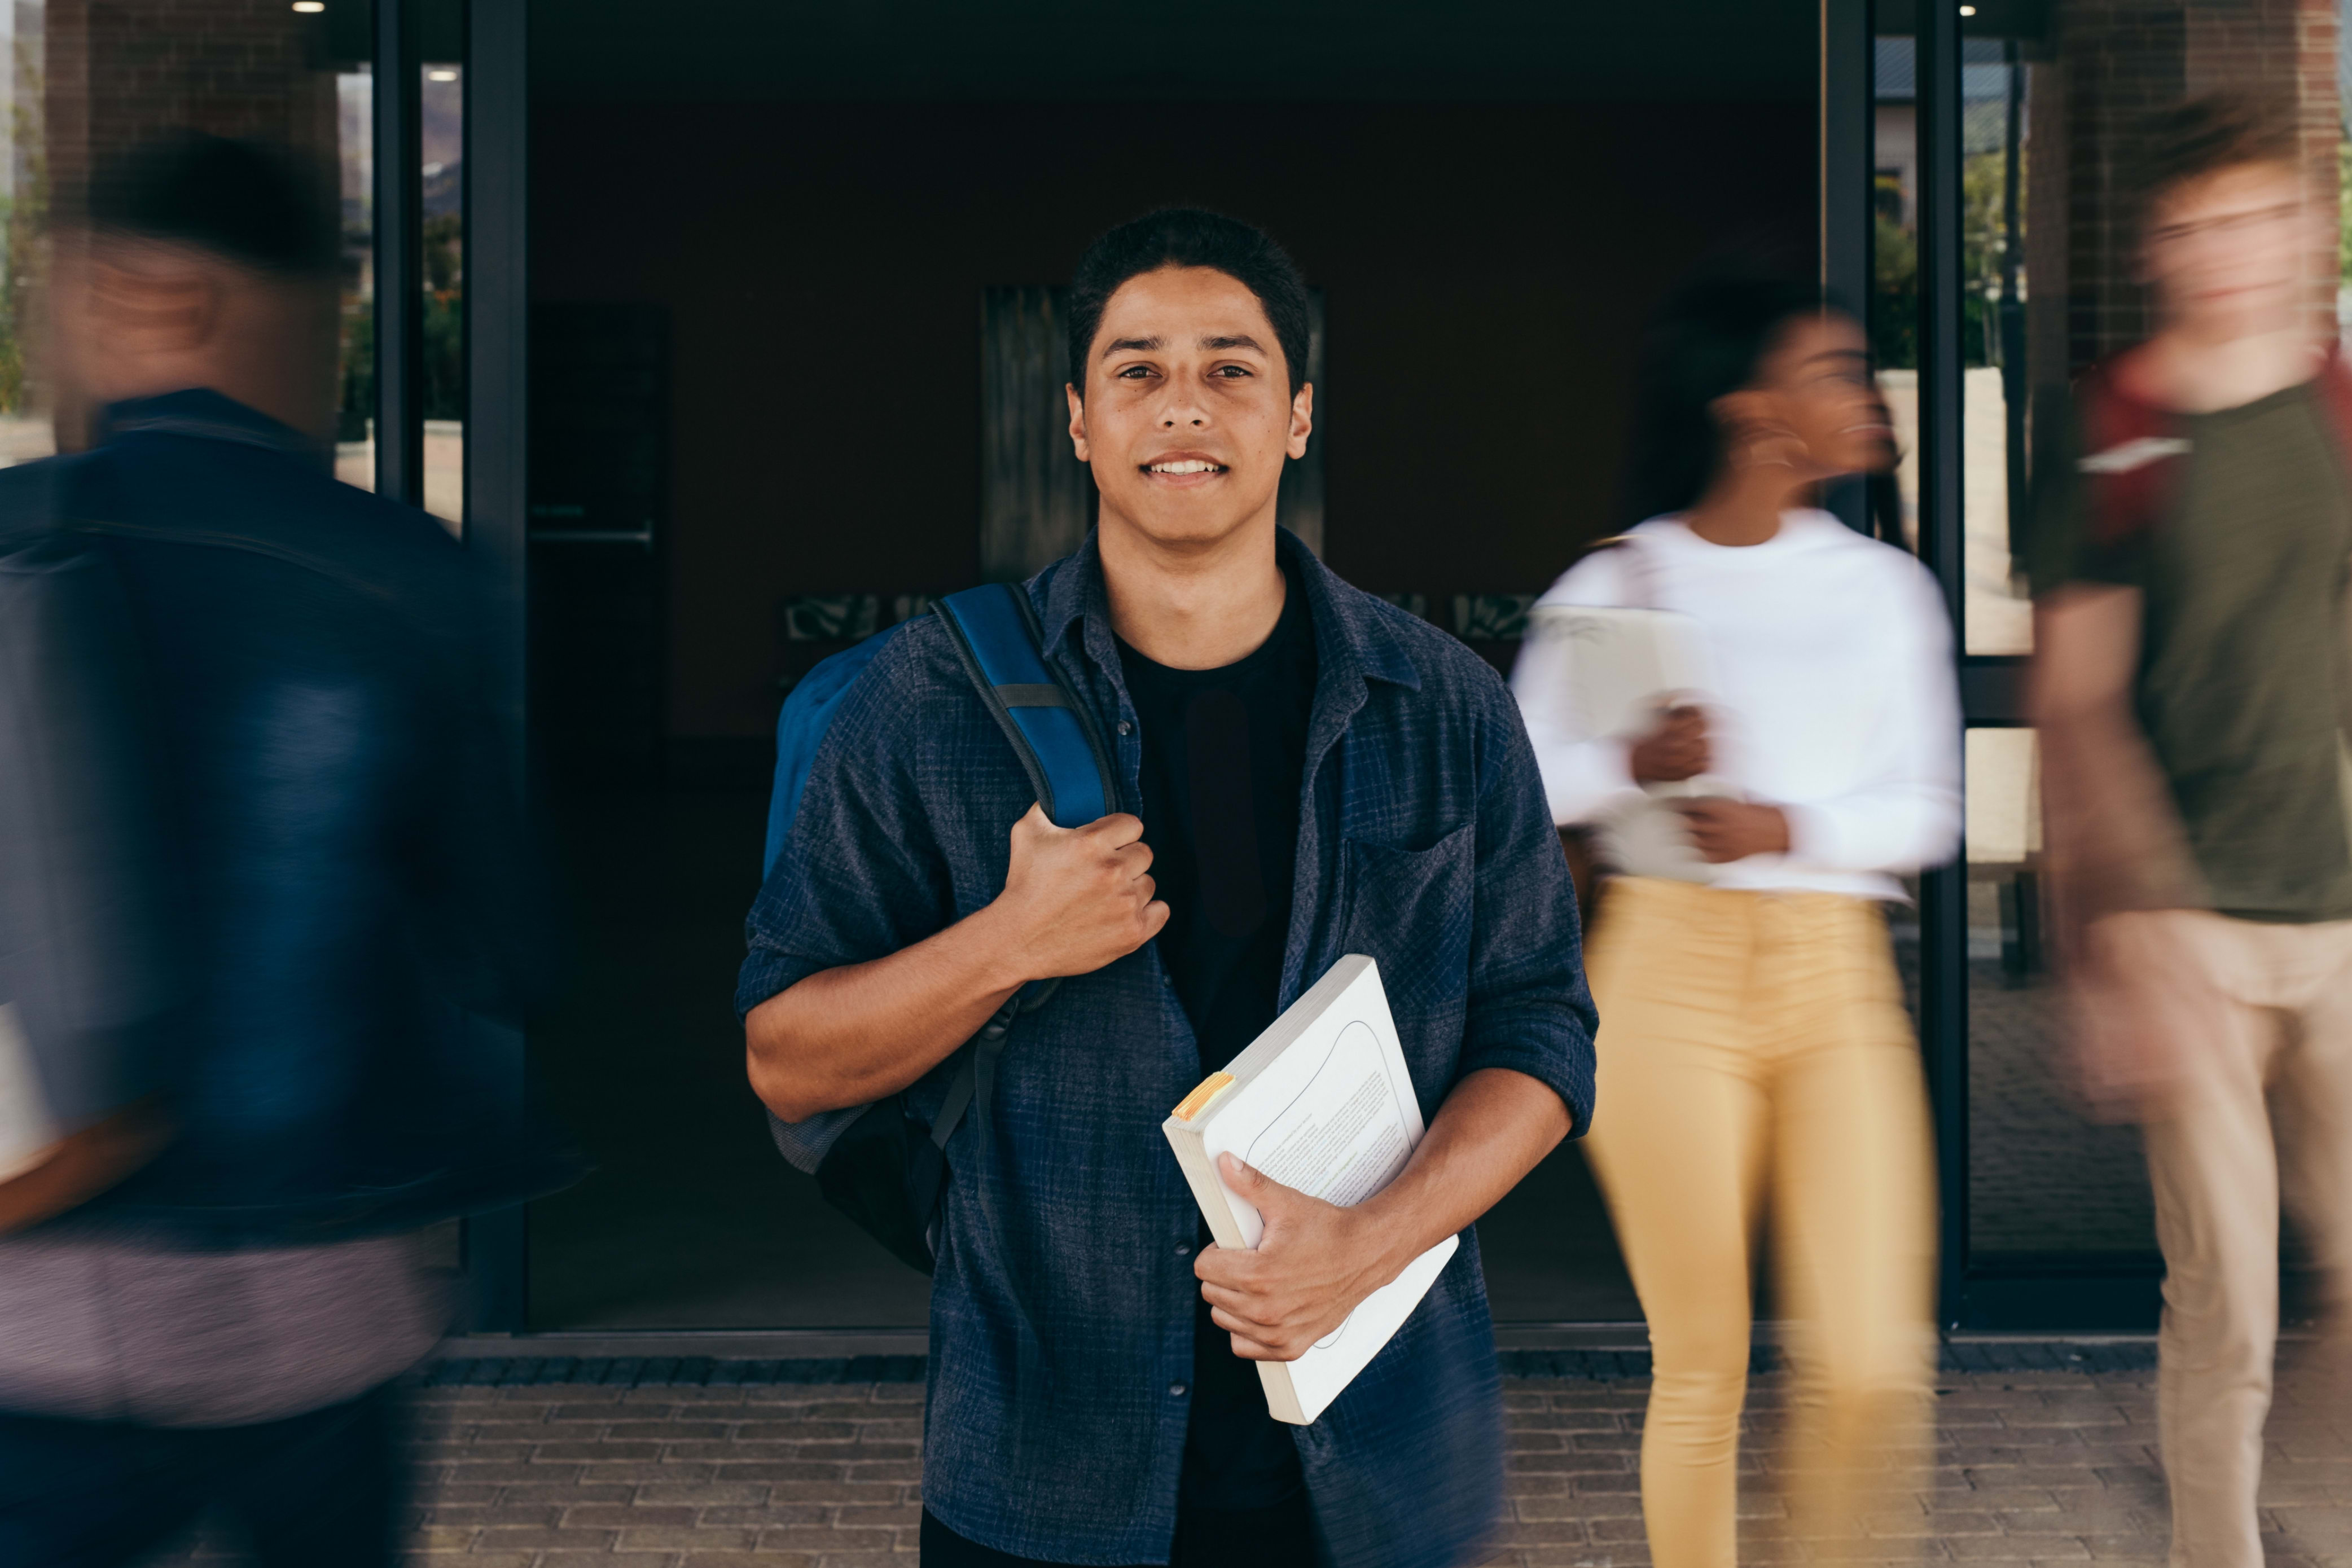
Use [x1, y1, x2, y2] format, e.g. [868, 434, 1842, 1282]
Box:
[1116, 563, 1318, 1514]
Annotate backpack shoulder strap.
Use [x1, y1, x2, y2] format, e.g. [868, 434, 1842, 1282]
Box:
[910, 583, 1115, 1206]
[934, 583, 1117, 829]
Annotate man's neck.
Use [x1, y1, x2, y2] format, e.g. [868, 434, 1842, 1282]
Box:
[2139, 319, 2321, 414]
[1098, 511, 1288, 671]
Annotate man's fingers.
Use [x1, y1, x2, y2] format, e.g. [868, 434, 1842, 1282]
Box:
[1141, 900, 1171, 940]
[1083, 811, 1146, 847]
[1211, 1308, 1293, 1360]
[1192, 1241, 1260, 1290]
[1200, 1285, 1280, 1330]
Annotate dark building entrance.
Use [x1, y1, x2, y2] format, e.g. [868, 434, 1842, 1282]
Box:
[517, 0, 1824, 1332]
[35, 0, 2335, 1339]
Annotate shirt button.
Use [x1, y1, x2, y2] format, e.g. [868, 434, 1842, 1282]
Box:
[1174, 1244, 1191, 1258]
[1118, 721, 1133, 736]
[1169, 1382, 1188, 1397]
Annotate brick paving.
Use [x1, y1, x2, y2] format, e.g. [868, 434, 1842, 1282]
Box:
[141, 1349, 2352, 1567]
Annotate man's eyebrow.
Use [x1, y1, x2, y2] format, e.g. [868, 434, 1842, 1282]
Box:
[1201, 333, 1267, 353]
[1101, 335, 1162, 357]
[1803, 349, 1871, 366]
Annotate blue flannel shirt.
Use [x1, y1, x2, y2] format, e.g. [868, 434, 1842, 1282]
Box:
[737, 528, 1596, 1567]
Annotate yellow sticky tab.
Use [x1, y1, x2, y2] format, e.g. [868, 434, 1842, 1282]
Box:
[1172, 1071, 1235, 1122]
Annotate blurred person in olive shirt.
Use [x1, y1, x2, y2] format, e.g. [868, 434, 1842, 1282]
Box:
[0, 134, 571, 1567]
[2031, 95, 2352, 1568]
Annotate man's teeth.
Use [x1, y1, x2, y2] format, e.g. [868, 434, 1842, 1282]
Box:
[1147, 460, 1223, 474]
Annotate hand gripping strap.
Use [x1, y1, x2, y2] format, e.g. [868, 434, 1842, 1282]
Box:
[934, 583, 1117, 829]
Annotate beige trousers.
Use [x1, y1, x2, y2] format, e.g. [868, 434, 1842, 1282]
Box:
[1582, 877, 1938, 1568]
[2127, 911, 2352, 1568]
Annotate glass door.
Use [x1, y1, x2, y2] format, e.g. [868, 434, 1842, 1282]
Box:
[1883, 0, 2345, 1328]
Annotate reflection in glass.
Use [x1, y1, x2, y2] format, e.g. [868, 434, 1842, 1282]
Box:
[1960, 32, 2031, 655]
[1964, 728, 2157, 1262]
[421, 60, 462, 530]
[1872, 33, 1919, 552]
[0, 0, 50, 469]
[335, 65, 374, 493]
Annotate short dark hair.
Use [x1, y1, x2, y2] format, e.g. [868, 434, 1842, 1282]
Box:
[1065, 208, 1311, 396]
[2131, 92, 2302, 221]
[1620, 274, 1828, 525]
[86, 131, 337, 278]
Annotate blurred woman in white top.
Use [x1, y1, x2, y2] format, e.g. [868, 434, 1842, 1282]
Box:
[1512, 276, 1959, 1568]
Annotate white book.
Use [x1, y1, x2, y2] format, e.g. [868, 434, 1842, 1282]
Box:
[1522, 603, 1714, 743]
[1160, 954, 1457, 1426]
[1522, 603, 1734, 884]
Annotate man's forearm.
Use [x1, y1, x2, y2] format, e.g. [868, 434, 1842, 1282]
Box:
[1356, 1067, 1572, 1275]
[2030, 589, 2202, 916]
[745, 906, 1025, 1123]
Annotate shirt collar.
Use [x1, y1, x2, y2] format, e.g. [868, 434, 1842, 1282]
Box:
[100, 389, 323, 461]
[1034, 525, 1421, 693]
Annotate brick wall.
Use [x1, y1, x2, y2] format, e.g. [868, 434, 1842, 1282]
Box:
[2030, 0, 2341, 380]
[43, 0, 337, 211]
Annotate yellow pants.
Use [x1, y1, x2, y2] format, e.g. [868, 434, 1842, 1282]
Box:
[1583, 877, 1938, 1568]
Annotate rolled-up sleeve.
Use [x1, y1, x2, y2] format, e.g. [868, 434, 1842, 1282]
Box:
[735, 634, 959, 1020]
[1455, 675, 1600, 1136]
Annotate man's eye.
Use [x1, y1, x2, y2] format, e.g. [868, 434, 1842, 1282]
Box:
[1214, 365, 1251, 378]
[1116, 364, 1153, 379]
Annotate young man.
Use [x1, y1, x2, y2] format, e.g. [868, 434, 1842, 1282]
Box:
[0, 136, 561, 1565]
[741, 209, 1596, 1567]
[2031, 96, 2350, 1568]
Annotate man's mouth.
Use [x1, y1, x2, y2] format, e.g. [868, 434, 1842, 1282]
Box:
[1143, 458, 1227, 475]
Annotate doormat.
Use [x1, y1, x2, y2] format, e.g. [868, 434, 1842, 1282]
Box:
[403, 1340, 2156, 1389]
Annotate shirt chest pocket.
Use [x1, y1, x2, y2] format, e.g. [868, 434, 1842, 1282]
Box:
[1337, 818, 1476, 1017]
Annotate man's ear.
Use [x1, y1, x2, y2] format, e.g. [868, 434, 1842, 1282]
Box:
[87, 257, 218, 358]
[1066, 382, 1090, 463]
[1287, 381, 1314, 461]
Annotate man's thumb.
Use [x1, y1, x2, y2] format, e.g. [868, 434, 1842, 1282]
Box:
[1220, 1153, 1273, 1201]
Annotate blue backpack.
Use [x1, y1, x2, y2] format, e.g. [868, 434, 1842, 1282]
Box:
[758, 582, 1115, 1273]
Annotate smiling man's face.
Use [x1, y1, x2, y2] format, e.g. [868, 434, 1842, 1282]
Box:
[1067, 263, 1312, 553]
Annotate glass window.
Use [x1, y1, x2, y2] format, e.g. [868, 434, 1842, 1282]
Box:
[1872, 32, 1920, 552]
[421, 55, 462, 530]
[1959, 29, 2031, 655]
[1963, 727, 2157, 1262]
[335, 64, 375, 492]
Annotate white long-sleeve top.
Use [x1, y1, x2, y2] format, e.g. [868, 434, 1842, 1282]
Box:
[1511, 510, 1962, 902]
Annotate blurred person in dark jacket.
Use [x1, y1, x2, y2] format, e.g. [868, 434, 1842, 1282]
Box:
[2030, 95, 2350, 1568]
[0, 134, 573, 1568]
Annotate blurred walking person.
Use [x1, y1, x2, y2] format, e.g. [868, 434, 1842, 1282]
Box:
[2029, 96, 2349, 1568]
[0, 134, 576, 1567]
[1512, 276, 1958, 1568]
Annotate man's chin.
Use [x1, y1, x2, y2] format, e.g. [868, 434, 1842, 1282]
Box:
[1098, 496, 1279, 554]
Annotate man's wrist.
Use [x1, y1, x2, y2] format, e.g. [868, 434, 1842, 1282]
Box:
[958, 899, 1038, 996]
[1351, 1185, 1437, 1288]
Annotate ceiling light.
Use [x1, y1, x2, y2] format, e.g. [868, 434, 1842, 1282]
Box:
[428, 68, 458, 81]
[291, 2, 324, 12]
[1959, 3, 1976, 12]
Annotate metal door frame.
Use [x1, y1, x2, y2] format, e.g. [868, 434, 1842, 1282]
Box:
[1825, 0, 2160, 1332]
